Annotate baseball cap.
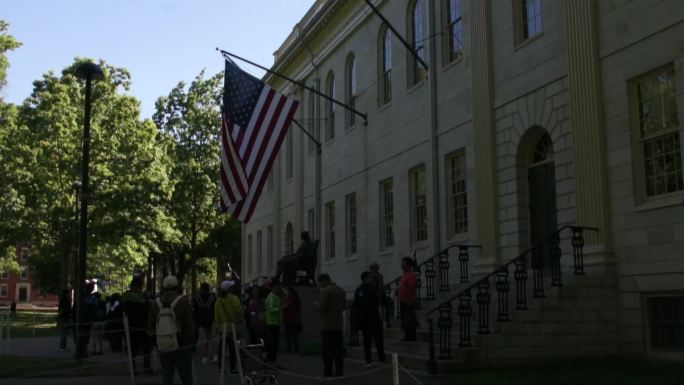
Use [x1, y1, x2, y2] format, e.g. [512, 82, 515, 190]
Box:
[220, 280, 235, 291]
[162, 275, 179, 289]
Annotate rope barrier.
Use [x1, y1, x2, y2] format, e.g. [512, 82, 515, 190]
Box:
[238, 345, 391, 382]
[398, 362, 424, 385]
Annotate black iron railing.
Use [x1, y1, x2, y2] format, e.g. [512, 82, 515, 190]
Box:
[381, 244, 481, 327]
[425, 225, 598, 366]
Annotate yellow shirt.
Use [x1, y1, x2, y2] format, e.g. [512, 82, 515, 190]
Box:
[214, 293, 242, 331]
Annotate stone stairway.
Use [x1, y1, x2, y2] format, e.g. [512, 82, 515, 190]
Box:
[346, 227, 617, 374]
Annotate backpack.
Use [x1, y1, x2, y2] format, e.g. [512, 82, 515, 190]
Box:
[155, 296, 182, 353]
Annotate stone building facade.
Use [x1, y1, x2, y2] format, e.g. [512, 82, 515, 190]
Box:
[241, 0, 684, 360]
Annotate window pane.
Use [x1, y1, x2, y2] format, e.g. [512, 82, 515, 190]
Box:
[447, 153, 468, 236]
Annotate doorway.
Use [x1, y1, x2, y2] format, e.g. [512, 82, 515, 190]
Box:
[527, 133, 557, 280]
[17, 284, 29, 302]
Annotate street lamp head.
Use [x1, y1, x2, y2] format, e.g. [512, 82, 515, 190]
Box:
[75, 62, 104, 81]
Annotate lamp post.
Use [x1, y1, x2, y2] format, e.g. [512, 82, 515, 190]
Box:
[74, 62, 103, 359]
[71, 181, 81, 289]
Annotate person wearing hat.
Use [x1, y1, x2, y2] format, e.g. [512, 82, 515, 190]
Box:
[148, 275, 195, 385]
[214, 280, 242, 375]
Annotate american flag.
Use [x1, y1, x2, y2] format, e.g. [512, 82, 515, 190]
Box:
[219, 57, 299, 223]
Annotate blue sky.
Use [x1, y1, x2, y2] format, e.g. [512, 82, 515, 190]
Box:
[2, 0, 315, 118]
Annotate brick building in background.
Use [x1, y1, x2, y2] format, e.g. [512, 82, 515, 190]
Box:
[0, 245, 58, 307]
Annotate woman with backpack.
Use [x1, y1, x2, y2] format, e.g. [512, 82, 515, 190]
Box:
[148, 275, 195, 385]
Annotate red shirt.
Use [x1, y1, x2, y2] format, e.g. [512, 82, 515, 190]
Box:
[398, 271, 417, 304]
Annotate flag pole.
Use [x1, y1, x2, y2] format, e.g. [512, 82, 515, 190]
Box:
[292, 119, 321, 150]
[216, 48, 368, 125]
[363, 0, 429, 70]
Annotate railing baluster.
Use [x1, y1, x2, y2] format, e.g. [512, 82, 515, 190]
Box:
[571, 226, 586, 275]
[496, 267, 510, 321]
[476, 279, 491, 334]
[532, 243, 545, 298]
[437, 302, 453, 359]
[439, 251, 450, 292]
[550, 232, 563, 287]
[458, 289, 472, 347]
[458, 246, 469, 283]
[514, 258, 528, 310]
[425, 257, 436, 300]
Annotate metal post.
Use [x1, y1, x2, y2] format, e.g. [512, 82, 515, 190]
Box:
[123, 314, 135, 385]
[75, 67, 95, 359]
[392, 353, 400, 385]
[220, 322, 227, 385]
[426, 319, 437, 374]
[231, 323, 245, 385]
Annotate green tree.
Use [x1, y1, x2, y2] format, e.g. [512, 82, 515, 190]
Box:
[0, 20, 21, 92]
[15, 58, 174, 292]
[154, 70, 238, 289]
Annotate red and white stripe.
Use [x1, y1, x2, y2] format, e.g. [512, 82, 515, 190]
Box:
[220, 84, 299, 223]
[219, 114, 248, 206]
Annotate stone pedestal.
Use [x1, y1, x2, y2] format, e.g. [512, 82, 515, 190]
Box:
[296, 285, 321, 346]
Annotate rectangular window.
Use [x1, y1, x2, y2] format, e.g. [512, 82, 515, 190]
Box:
[345, 193, 358, 256]
[647, 296, 684, 352]
[0, 270, 8, 280]
[631, 65, 682, 199]
[308, 208, 315, 238]
[522, 0, 542, 40]
[515, 0, 543, 44]
[410, 165, 428, 244]
[20, 267, 28, 280]
[379, 178, 395, 250]
[267, 226, 274, 271]
[446, 151, 468, 237]
[256, 231, 263, 274]
[247, 235, 253, 275]
[286, 129, 293, 180]
[21, 247, 29, 262]
[446, 0, 463, 63]
[0, 284, 7, 298]
[325, 201, 336, 259]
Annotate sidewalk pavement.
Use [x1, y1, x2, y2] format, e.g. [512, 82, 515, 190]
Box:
[1, 336, 451, 385]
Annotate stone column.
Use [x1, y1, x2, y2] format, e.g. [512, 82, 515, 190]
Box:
[471, 0, 498, 265]
[565, 0, 611, 250]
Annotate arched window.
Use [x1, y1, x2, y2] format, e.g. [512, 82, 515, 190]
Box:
[408, 0, 426, 86]
[284, 222, 294, 255]
[325, 71, 335, 142]
[345, 53, 357, 128]
[308, 90, 316, 154]
[444, 0, 463, 63]
[532, 132, 553, 164]
[378, 25, 392, 106]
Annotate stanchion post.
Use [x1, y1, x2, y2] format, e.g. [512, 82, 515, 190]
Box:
[427, 319, 437, 374]
[220, 322, 227, 385]
[123, 314, 136, 385]
[392, 353, 400, 385]
[32, 305, 36, 337]
[231, 323, 245, 385]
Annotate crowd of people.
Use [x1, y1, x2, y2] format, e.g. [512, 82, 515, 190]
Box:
[50, 256, 419, 384]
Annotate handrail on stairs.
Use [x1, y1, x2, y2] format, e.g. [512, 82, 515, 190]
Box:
[423, 225, 598, 372]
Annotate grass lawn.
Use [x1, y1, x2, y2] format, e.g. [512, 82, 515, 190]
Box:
[0, 356, 129, 378]
[448, 357, 684, 385]
[1, 311, 59, 338]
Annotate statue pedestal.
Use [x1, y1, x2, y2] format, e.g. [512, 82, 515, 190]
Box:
[296, 285, 321, 347]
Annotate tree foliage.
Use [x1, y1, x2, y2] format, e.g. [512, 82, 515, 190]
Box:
[1, 50, 241, 293]
[0, 20, 22, 92]
[153, 70, 240, 288]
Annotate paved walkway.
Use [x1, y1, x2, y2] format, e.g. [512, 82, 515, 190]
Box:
[1, 337, 450, 385]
